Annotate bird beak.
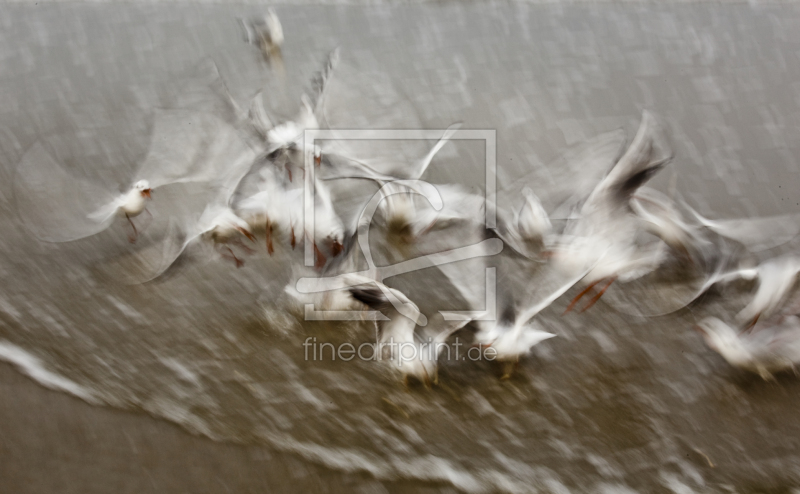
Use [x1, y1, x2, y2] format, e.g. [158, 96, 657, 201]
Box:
[692, 325, 707, 336]
[141, 189, 152, 198]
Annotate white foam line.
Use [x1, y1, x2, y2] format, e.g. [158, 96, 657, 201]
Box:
[262, 432, 539, 494]
[0, 340, 97, 404]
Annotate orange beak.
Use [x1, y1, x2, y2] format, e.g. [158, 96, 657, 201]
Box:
[142, 189, 152, 198]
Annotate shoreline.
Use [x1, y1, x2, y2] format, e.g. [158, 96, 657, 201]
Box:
[0, 363, 407, 494]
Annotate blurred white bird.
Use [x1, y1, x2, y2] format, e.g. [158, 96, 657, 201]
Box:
[326, 124, 461, 238]
[238, 149, 345, 269]
[552, 111, 675, 313]
[629, 187, 702, 262]
[239, 9, 284, 61]
[86, 179, 153, 243]
[15, 109, 256, 243]
[237, 167, 302, 255]
[246, 49, 340, 183]
[468, 264, 596, 378]
[691, 255, 800, 327]
[696, 316, 800, 380]
[348, 276, 472, 387]
[493, 185, 553, 259]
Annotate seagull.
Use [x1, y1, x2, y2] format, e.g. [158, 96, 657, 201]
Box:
[493, 185, 553, 260]
[239, 9, 284, 61]
[246, 48, 340, 183]
[551, 111, 675, 313]
[324, 124, 461, 238]
[238, 149, 345, 269]
[689, 255, 800, 327]
[466, 264, 596, 378]
[348, 276, 472, 387]
[236, 167, 302, 255]
[311, 170, 346, 266]
[15, 109, 257, 244]
[696, 316, 800, 380]
[86, 179, 152, 243]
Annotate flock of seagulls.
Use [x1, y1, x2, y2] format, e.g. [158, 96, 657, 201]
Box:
[13, 10, 800, 387]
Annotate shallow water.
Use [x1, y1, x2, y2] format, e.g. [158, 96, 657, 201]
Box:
[3, 2, 800, 492]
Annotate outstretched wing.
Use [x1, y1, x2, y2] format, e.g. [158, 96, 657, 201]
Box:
[585, 111, 673, 211]
[134, 109, 257, 194]
[102, 218, 204, 285]
[684, 202, 800, 253]
[14, 142, 121, 242]
[503, 128, 627, 220]
[412, 123, 461, 180]
[309, 48, 341, 120]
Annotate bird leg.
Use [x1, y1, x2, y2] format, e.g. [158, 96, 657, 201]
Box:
[500, 359, 519, 380]
[290, 225, 296, 250]
[313, 242, 327, 270]
[740, 314, 761, 335]
[563, 279, 603, 314]
[235, 226, 256, 244]
[231, 238, 256, 255]
[126, 213, 138, 243]
[221, 247, 245, 268]
[284, 162, 293, 182]
[579, 276, 617, 313]
[265, 217, 274, 255]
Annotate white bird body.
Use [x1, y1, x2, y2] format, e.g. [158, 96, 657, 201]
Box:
[121, 189, 149, 217]
[265, 98, 319, 151]
[88, 180, 152, 222]
[741, 258, 800, 323]
[348, 276, 471, 386]
[477, 320, 555, 363]
[237, 167, 303, 253]
[551, 111, 673, 311]
[630, 187, 704, 260]
[701, 256, 800, 325]
[472, 266, 591, 365]
[697, 316, 800, 379]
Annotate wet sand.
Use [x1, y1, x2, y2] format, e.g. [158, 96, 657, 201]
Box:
[0, 363, 408, 494]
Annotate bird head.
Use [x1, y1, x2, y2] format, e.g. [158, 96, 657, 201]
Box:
[134, 180, 152, 198]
